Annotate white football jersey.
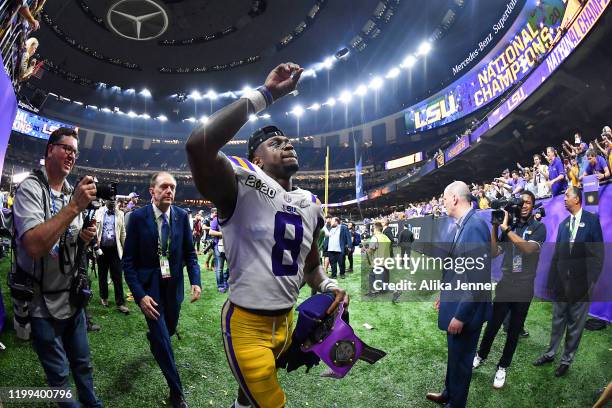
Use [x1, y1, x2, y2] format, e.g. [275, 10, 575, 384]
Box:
[220, 155, 324, 310]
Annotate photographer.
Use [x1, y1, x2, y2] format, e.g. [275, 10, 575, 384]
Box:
[472, 191, 546, 390]
[12, 128, 102, 407]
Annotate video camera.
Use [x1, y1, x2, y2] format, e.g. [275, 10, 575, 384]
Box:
[490, 197, 523, 226]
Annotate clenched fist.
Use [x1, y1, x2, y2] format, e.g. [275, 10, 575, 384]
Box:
[264, 63, 304, 101]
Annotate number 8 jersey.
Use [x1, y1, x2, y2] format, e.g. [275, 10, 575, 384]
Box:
[221, 156, 324, 311]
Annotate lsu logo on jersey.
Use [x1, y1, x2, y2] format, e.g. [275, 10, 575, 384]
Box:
[245, 175, 277, 198]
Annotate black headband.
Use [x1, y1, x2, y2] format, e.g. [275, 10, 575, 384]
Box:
[247, 126, 285, 160]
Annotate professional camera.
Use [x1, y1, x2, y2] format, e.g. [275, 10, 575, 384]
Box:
[96, 181, 117, 201]
[490, 197, 524, 226]
[78, 176, 118, 210]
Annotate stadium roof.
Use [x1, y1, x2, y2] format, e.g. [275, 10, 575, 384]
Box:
[32, 0, 520, 132]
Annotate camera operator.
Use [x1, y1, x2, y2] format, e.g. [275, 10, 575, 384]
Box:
[11, 127, 102, 407]
[472, 191, 546, 390]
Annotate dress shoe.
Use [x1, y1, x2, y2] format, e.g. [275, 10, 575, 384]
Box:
[425, 392, 448, 405]
[555, 364, 569, 377]
[87, 322, 101, 332]
[117, 305, 130, 314]
[100, 299, 109, 307]
[533, 355, 554, 366]
[169, 394, 189, 408]
[519, 329, 530, 338]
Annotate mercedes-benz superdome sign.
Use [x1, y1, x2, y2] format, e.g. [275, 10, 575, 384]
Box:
[106, 0, 169, 41]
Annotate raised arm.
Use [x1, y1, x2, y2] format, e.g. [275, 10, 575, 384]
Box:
[185, 63, 303, 217]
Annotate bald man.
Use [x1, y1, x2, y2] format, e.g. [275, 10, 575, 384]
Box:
[427, 181, 492, 408]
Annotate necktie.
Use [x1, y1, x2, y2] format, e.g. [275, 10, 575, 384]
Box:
[161, 213, 169, 256]
[453, 221, 461, 243]
[570, 216, 576, 239]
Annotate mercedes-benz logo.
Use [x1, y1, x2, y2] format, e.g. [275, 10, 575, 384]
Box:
[106, 0, 168, 41]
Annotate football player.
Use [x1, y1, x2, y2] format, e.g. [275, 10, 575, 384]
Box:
[186, 63, 348, 408]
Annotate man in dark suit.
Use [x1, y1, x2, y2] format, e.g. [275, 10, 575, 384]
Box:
[398, 223, 415, 257]
[123, 171, 201, 408]
[427, 181, 492, 408]
[533, 186, 603, 377]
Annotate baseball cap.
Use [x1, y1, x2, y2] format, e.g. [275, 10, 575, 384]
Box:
[128, 192, 139, 198]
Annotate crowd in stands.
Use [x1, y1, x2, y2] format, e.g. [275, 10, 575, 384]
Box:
[370, 126, 612, 222]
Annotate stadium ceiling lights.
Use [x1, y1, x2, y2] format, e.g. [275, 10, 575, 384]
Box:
[200, 115, 209, 123]
[401, 55, 417, 69]
[339, 91, 352, 104]
[140, 88, 152, 97]
[189, 90, 202, 100]
[417, 41, 432, 56]
[369, 76, 383, 90]
[205, 90, 218, 100]
[385, 67, 400, 79]
[52, 89, 171, 122]
[324, 97, 336, 107]
[322, 56, 334, 69]
[291, 105, 305, 117]
[354, 84, 368, 96]
[281, 39, 432, 117]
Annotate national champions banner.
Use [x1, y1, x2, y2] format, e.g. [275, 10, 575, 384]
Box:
[404, 0, 579, 133]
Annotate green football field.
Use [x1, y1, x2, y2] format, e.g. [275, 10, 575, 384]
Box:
[0, 255, 610, 408]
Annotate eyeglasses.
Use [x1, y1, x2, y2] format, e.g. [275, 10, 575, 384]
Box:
[53, 143, 79, 158]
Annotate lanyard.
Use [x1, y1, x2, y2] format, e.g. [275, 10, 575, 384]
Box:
[48, 187, 66, 216]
